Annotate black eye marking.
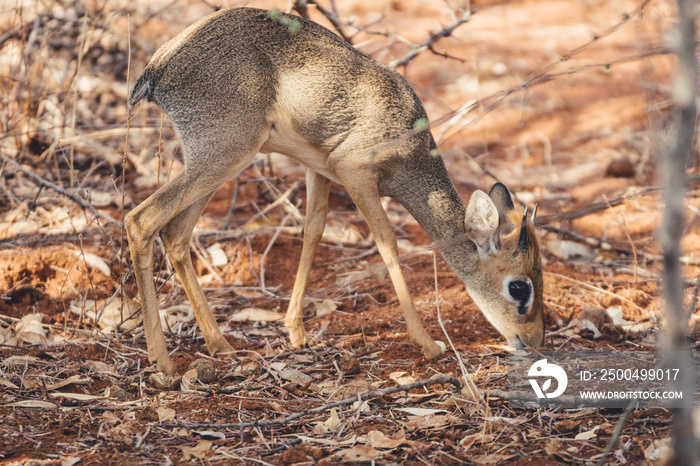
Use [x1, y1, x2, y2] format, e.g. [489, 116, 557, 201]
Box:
[508, 280, 531, 315]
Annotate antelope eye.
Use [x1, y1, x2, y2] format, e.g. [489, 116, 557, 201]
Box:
[508, 280, 531, 303]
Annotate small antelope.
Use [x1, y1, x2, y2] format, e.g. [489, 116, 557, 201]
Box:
[127, 7, 544, 376]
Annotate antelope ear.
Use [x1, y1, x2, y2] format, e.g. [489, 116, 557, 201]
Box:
[465, 190, 499, 257]
[488, 182, 515, 226]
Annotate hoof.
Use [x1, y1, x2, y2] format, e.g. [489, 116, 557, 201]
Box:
[287, 327, 308, 349]
[208, 339, 234, 357]
[422, 341, 444, 359]
[156, 358, 178, 377]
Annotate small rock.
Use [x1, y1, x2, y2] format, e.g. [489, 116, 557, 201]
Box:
[606, 154, 636, 177]
[188, 359, 217, 383]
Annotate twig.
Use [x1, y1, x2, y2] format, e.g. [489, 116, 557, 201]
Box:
[260, 212, 294, 294]
[164, 375, 463, 429]
[389, 12, 471, 68]
[536, 187, 661, 225]
[223, 173, 242, 230]
[433, 252, 481, 403]
[294, 0, 354, 44]
[0, 151, 121, 228]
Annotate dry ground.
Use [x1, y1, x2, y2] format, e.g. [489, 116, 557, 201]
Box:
[0, 0, 698, 464]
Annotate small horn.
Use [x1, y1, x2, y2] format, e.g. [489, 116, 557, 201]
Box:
[531, 203, 538, 224]
[518, 206, 529, 252]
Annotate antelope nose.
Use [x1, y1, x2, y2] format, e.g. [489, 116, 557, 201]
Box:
[508, 335, 525, 349]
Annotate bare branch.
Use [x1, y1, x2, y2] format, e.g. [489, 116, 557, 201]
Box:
[389, 12, 471, 69]
[0, 151, 122, 229]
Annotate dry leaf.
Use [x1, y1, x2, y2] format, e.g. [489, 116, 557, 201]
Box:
[395, 407, 447, 416]
[322, 223, 364, 244]
[0, 323, 11, 345]
[315, 299, 338, 318]
[402, 414, 457, 431]
[563, 408, 597, 419]
[645, 437, 671, 462]
[196, 431, 226, 441]
[180, 440, 213, 461]
[605, 306, 626, 326]
[229, 308, 284, 322]
[72, 250, 110, 276]
[180, 369, 199, 391]
[329, 378, 370, 399]
[206, 243, 228, 267]
[88, 190, 131, 208]
[574, 425, 600, 441]
[234, 289, 267, 299]
[0, 378, 19, 389]
[46, 375, 91, 391]
[14, 313, 47, 344]
[545, 238, 594, 260]
[295, 354, 314, 364]
[228, 357, 262, 378]
[49, 392, 105, 401]
[86, 360, 119, 377]
[2, 355, 40, 367]
[248, 328, 279, 337]
[100, 411, 121, 424]
[61, 456, 81, 466]
[365, 430, 414, 449]
[351, 400, 370, 412]
[69, 298, 140, 333]
[459, 432, 494, 450]
[389, 371, 416, 385]
[157, 407, 176, 422]
[275, 369, 312, 385]
[7, 400, 58, 408]
[544, 439, 563, 457]
[316, 408, 342, 432]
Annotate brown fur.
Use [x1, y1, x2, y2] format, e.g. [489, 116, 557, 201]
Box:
[127, 8, 544, 376]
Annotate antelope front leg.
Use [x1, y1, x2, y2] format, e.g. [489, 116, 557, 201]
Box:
[339, 173, 443, 359]
[285, 169, 331, 348]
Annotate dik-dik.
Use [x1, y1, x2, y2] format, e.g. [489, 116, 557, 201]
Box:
[127, 7, 544, 376]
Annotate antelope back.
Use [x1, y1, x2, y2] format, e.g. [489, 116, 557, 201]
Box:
[128, 7, 428, 180]
[464, 183, 544, 348]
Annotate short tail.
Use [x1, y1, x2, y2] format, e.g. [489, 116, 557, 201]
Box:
[128, 70, 154, 109]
